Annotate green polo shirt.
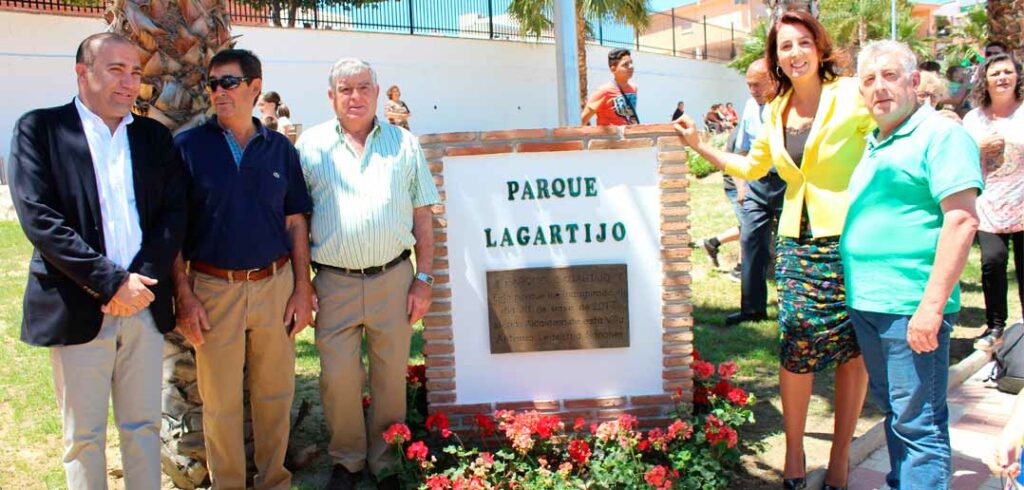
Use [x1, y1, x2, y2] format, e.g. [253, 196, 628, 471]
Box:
[295, 119, 441, 270]
[840, 105, 983, 315]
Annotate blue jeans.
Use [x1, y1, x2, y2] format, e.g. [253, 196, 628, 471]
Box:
[849, 308, 955, 490]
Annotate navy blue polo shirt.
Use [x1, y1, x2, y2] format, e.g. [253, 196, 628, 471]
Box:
[175, 116, 312, 270]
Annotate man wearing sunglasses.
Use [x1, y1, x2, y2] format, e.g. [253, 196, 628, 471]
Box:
[172, 49, 313, 489]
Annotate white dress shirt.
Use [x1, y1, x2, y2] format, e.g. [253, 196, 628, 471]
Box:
[74, 97, 142, 270]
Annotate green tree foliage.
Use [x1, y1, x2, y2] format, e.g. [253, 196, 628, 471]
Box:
[508, 0, 650, 109]
[727, 20, 767, 75]
[943, 5, 987, 67]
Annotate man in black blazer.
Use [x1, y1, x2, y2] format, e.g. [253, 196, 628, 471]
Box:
[8, 33, 185, 489]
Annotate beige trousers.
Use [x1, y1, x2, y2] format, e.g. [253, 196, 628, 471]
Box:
[50, 309, 163, 490]
[192, 266, 295, 490]
[314, 260, 413, 476]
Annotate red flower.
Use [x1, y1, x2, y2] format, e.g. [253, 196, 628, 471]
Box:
[568, 439, 592, 465]
[645, 465, 672, 488]
[405, 440, 428, 461]
[666, 420, 693, 441]
[728, 387, 749, 406]
[573, 417, 586, 431]
[704, 415, 738, 449]
[361, 394, 372, 410]
[713, 380, 732, 398]
[692, 349, 702, 361]
[637, 439, 651, 452]
[425, 475, 452, 490]
[407, 364, 426, 385]
[474, 414, 496, 436]
[718, 361, 738, 380]
[693, 385, 709, 406]
[692, 360, 715, 380]
[383, 423, 412, 445]
[426, 413, 452, 437]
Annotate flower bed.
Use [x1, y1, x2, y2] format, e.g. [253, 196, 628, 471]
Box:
[386, 352, 755, 489]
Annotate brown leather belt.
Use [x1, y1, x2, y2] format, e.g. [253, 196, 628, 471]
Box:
[191, 255, 290, 282]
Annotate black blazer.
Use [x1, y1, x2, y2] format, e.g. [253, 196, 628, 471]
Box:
[8, 100, 186, 346]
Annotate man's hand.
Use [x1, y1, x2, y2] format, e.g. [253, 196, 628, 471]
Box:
[672, 115, 702, 149]
[907, 308, 943, 354]
[407, 280, 432, 325]
[284, 282, 316, 339]
[103, 273, 157, 317]
[175, 288, 211, 346]
[985, 434, 1021, 479]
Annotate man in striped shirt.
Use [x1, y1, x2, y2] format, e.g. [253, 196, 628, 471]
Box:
[295, 58, 441, 490]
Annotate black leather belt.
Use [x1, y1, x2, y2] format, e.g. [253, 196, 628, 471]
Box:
[313, 250, 411, 276]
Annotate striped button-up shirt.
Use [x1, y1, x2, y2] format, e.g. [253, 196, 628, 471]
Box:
[296, 119, 440, 269]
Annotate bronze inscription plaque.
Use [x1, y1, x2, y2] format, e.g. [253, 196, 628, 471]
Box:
[487, 264, 629, 354]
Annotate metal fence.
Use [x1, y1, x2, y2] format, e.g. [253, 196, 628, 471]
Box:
[1, 0, 750, 62]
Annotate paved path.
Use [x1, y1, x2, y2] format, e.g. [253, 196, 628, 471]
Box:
[848, 361, 1018, 490]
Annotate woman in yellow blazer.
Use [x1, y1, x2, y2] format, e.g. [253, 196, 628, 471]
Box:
[675, 12, 873, 490]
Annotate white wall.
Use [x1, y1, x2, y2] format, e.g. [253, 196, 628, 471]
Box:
[0, 10, 748, 158]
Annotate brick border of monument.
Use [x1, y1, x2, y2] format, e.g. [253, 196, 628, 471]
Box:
[418, 124, 693, 432]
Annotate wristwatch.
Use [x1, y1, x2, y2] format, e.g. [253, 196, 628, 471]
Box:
[414, 272, 434, 286]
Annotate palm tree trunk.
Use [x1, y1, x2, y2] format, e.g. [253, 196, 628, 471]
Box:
[576, 3, 588, 112]
[109, 0, 234, 486]
[988, 0, 1024, 57]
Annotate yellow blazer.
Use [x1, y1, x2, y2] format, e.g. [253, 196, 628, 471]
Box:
[724, 77, 875, 238]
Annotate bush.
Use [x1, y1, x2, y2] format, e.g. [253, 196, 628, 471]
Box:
[687, 132, 731, 179]
[390, 353, 755, 489]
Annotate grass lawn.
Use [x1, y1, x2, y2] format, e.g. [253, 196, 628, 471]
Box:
[0, 171, 1018, 488]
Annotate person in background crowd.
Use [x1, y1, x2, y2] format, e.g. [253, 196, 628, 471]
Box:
[962, 53, 1024, 350]
[918, 70, 949, 109]
[724, 101, 739, 125]
[844, 40, 982, 490]
[919, 60, 942, 73]
[8, 32, 186, 489]
[675, 12, 872, 489]
[986, 389, 1024, 482]
[263, 114, 279, 132]
[730, 59, 787, 326]
[277, 104, 294, 133]
[704, 104, 725, 132]
[258, 90, 281, 118]
[296, 58, 441, 490]
[671, 100, 685, 121]
[173, 49, 314, 490]
[582, 48, 639, 126]
[986, 40, 1010, 60]
[946, 65, 973, 117]
[384, 85, 412, 131]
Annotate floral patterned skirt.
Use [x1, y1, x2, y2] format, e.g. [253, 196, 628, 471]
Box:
[775, 221, 861, 374]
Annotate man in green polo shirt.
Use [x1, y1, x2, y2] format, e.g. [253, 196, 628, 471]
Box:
[841, 40, 983, 490]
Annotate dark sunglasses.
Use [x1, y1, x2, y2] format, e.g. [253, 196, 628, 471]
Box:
[205, 75, 252, 92]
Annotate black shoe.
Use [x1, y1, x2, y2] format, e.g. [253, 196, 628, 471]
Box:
[701, 238, 721, 268]
[325, 464, 361, 490]
[782, 478, 806, 490]
[782, 452, 807, 489]
[377, 474, 402, 490]
[823, 485, 847, 490]
[724, 311, 768, 327]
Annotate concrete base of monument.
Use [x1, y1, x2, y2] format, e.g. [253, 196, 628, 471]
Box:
[802, 347, 994, 489]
